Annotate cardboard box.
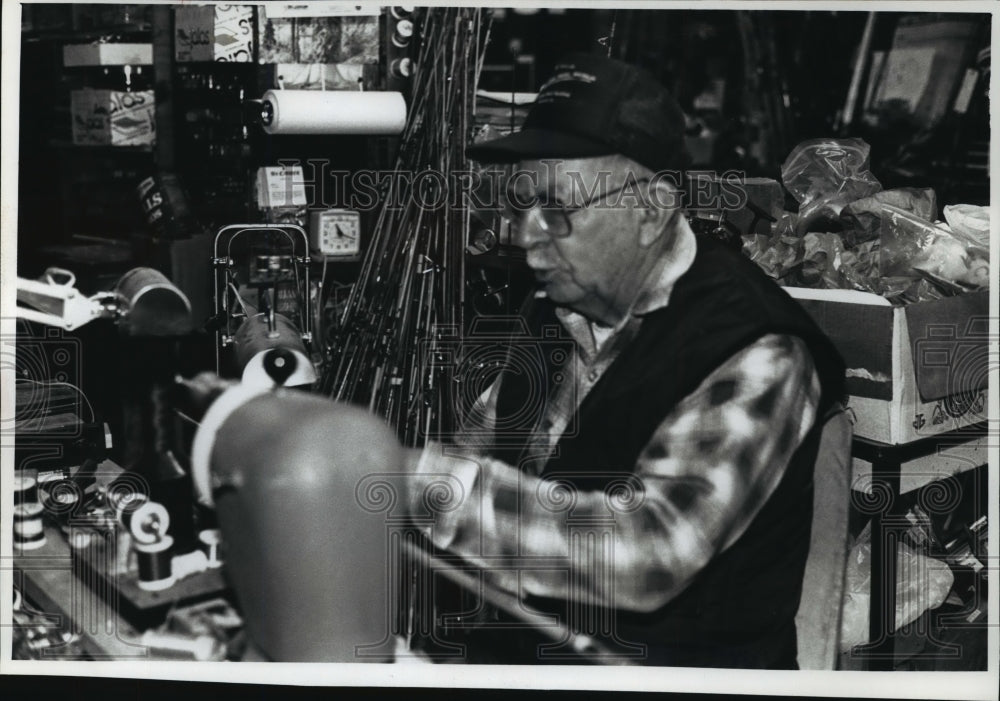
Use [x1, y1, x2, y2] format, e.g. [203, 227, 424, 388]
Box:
[70, 89, 156, 147]
[63, 43, 152, 67]
[787, 287, 990, 444]
[175, 5, 255, 63]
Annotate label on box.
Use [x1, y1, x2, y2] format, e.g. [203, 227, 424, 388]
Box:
[175, 6, 214, 62]
[214, 5, 254, 62]
[256, 166, 307, 208]
[71, 89, 156, 147]
[175, 5, 254, 63]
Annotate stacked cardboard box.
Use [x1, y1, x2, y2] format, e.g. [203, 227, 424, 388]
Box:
[70, 89, 156, 147]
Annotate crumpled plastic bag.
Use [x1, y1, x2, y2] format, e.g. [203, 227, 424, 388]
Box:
[943, 204, 990, 248]
[879, 204, 990, 290]
[800, 232, 849, 289]
[781, 138, 882, 235]
[839, 533, 954, 653]
[747, 137, 987, 302]
[742, 229, 803, 282]
[840, 188, 938, 247]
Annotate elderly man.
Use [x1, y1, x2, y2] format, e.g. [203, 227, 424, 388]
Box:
[403, 53, 846, 668]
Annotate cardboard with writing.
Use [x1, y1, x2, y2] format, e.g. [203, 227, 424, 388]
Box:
[175, 5, 255, 63]
[787, 287, 989, 444]
[70, 89, 156, 147]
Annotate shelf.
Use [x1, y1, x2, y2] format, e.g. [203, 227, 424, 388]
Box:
[48, 139, 155, 154]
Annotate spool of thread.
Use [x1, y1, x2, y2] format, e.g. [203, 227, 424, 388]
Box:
[122, 500, 170, 545]
[68, 530, 94, 549]
[36, 472, 62, 505]
[37, 474, 80, 518]
[259, 90, 406, 135]
[14, 474, 39, 506]
[390, 57, 413, 79]
[198, 529, 223, 568]
[135, 535, 175, 591]
[14, 503, 46, 551]
[392, 18, 414, 47]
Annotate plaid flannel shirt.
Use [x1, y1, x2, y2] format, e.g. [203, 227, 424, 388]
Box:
[410, 227, 821, 613]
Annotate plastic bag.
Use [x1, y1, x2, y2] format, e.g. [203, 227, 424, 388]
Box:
[781, 138, 882, 234]
[840, 188, 938, 247]
[878, 204, 990, 289]
[839, 532, 954, 653]
[943, 204, 990, 248]
[800, 232, 849, 289]
[742, 230, 802, 281]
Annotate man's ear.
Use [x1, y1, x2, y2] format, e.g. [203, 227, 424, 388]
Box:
[637, 181, 680, 248]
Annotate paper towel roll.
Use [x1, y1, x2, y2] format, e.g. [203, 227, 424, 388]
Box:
[261, 90, 407, 135]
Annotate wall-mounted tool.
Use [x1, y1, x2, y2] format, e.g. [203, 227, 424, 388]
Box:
[212, 224, 315, 387]
[16, 267, 191, 336]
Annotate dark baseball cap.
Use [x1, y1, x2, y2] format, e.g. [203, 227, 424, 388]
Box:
[467, 52, 688, 173]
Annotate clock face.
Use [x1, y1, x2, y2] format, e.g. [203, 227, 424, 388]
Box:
[311, 209, 361, 258]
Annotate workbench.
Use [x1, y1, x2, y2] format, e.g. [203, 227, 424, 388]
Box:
[12, 461, 233, 661]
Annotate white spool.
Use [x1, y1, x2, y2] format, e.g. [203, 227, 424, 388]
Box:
[261, 90, 407, 135]
[127, 501, 170, 544]
[13, 503, 46, 551]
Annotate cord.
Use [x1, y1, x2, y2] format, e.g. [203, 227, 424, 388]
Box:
[14, 378, 96, 423]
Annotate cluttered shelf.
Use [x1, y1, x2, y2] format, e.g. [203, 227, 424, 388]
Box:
[12, 460, 245, 662]
[843, 423, 989, 671]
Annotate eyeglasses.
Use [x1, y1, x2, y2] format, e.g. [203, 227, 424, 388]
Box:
[500, 178, 652, 238]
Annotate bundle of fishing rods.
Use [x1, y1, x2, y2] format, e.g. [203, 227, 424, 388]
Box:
[318, 8, 493, 448]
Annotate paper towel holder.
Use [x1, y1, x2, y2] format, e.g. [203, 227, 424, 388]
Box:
[242, 98, 273, 129]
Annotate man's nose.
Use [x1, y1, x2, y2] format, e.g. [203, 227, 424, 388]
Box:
[510, 210, 550, 250]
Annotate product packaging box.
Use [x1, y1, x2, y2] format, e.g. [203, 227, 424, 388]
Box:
[175, 5, 255, 63]
[787, 287, 990, 444]
[63, 43, 152, 67]
[70, 89, 156, 147]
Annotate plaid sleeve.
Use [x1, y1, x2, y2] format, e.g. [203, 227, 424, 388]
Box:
[408, 333, 821, 613]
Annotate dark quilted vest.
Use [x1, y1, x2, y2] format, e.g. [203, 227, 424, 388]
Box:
[479, 236, 845, 668]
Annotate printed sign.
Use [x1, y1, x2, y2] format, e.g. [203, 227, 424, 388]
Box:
[176, 5, 255, 63]
[71, 89, 156, 147]
[256, 166, 308, 208]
